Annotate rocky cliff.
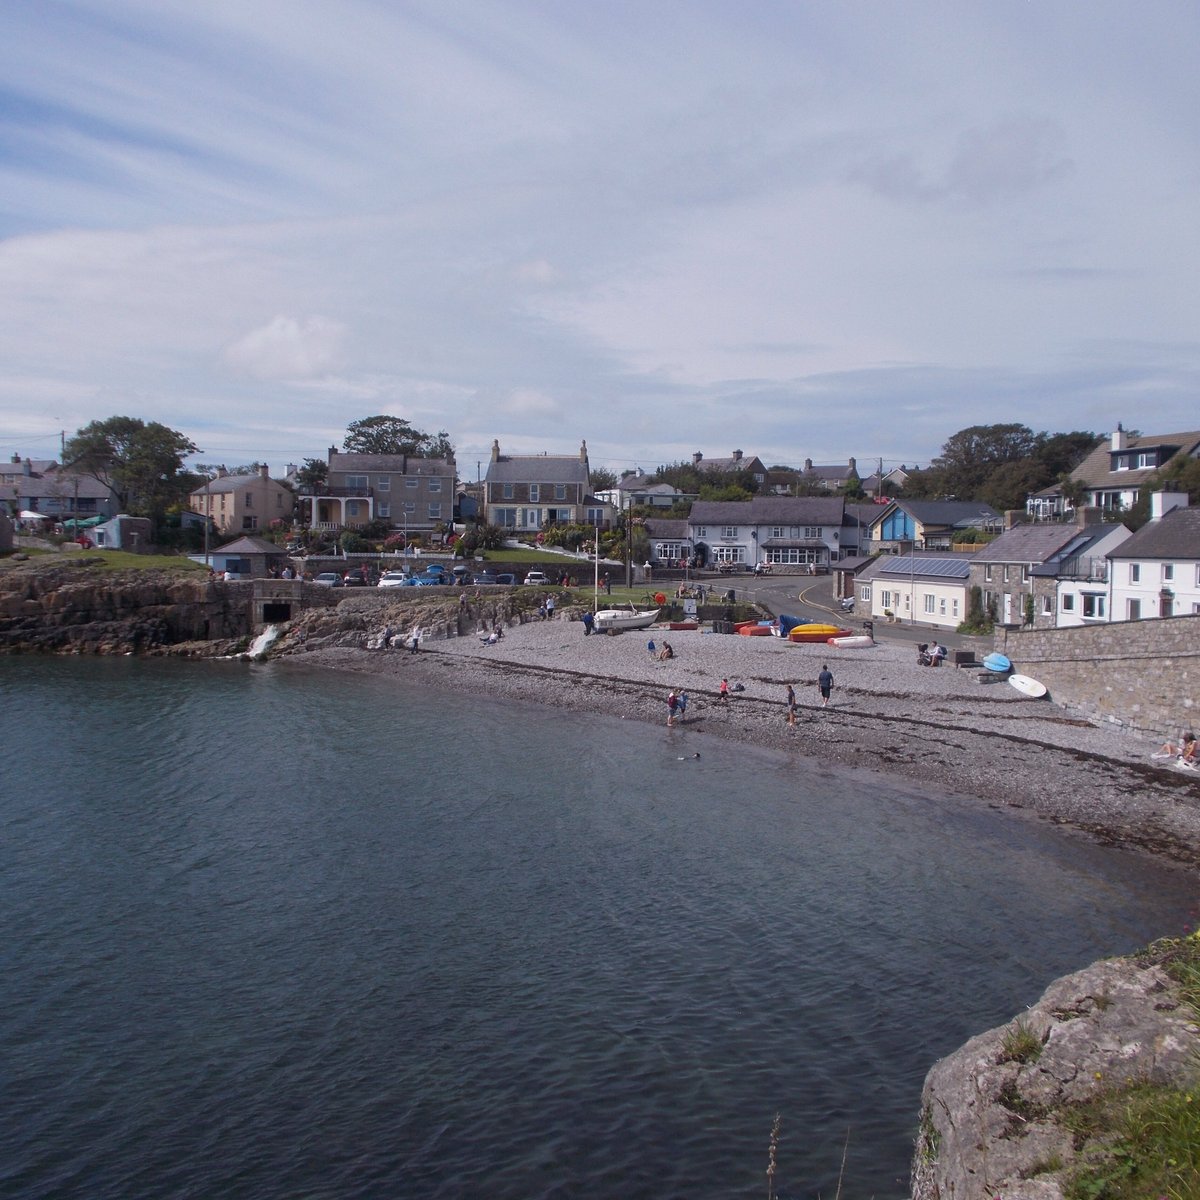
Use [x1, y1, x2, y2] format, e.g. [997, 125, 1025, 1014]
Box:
[913, 938, 1200, 1199]
[0, 560, 254, 653]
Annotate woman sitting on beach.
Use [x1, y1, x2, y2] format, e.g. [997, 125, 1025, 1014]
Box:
[658, 641, 674, 661]
[1157, 731, 1196, 762]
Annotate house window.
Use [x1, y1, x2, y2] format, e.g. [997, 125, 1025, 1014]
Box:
[428, 478, 441, 493]
[346, 500, 362, 517]
[804, 526, 821, 539]
[696, 526, 707, 539]
[1127, 599, 1141, 620]
[1002, 565, 1010, 582]
[376, 476, 390, 491]
[1021, 566, 1029, 583]
[1082, 594, 1105, 619]
[1130, 564, 1140, 583]
[939, 597, 947, 615]
[242, 516, 257, 530]
[1062, 594, 1075, 611]
[494, 508, 516, 527]
[1162, 564, 1174, 581]
[377, 502, 390, 518]
[346, 475, 368, 489]
[406, 477, 419, 489]
[860, 585, 870, 602]
[771, 526, 785, 538]
[428, 504, 441, 519]
[1041, 595, 1052, 615]
[404, 501, 416, 514]
[952, 599, 959, 617]
[585, 507, 603, 524]
[555, 485, 566, 500]
[529, 484, 539, 502]
[984, 565, 993, 582]
[722, 526, 737, 539]
[503, 483, 513, 499]
[923, 594, 935, 614]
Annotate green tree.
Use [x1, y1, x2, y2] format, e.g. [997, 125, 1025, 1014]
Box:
[588, 466, 619, 492]
[343, 415, 454, 458]
[1124, 454, 1200, 528]
[1034, 431, 1099, 477]
[932, 423, 1040, 499]
[65, 416, 198, 522]
[294, 458, 328, 489]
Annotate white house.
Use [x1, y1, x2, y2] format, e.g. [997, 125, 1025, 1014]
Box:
[687, 497, 846, 570]
[856, 553, 972, 630]
[1108, 493, 1200, 621]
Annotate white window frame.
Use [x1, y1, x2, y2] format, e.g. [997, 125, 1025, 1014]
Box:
[376, 476, 390, 491]
[529, 484, 540, 502]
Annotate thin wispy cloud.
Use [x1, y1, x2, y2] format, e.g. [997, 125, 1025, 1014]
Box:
[1, 0, 1197, 474]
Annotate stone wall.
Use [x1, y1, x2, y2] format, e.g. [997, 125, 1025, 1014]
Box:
[993, 613, 1200, 735]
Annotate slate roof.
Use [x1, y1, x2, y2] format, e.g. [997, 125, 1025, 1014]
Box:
[190, 473, 288, 496]
[870, 500, 1001, 530]
[1029, 526, 1130, 576]
[689, 496, 845, 524]
[645, 518, 690, 539]
[1068, 430, 1200, 491]
[486, 456, 589, 485]
[1108, 505, 1200, 560]
[968, 523, 1086, 565]
[9, 472, 113, 501]
[212, 535, 288, 556]
[328, 454, 454, 475]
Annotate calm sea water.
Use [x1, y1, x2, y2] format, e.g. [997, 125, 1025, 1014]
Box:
[2, 656, 1195, 1200]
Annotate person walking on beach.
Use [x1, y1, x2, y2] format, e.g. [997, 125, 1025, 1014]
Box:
[786, 683, 797, 726]
[667, 690, 679, 727]
[545, 593, 556, 620]
[677, 690, 688, 721]
[817, 664, 833, 707]
[581, 610, 594, 636]
[719, 678, 729, 704]
[647, 638, 656, 659]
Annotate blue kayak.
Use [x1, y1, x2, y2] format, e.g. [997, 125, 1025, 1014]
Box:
[982, 652, 1011, 673]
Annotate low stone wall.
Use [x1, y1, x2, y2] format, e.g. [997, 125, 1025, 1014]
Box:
[993, 614, 1200, 735]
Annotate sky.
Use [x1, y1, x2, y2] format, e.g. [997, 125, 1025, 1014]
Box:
[2, 0, 1198, 480]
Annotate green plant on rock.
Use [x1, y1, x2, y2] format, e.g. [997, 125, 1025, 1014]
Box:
[1000, 1017, 1044, 1064]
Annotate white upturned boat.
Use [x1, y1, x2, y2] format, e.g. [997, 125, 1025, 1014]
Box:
[592, 606, 660, 633]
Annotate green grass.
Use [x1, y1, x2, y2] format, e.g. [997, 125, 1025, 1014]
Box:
[1000, 1018, 1045, 1064]
[63, 550, 207, 573]
[1060, 930, 1200, 1200]
[1063, 1084, 1200, 1200]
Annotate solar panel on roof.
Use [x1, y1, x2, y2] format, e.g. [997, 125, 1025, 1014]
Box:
[878, 556, 970, 579]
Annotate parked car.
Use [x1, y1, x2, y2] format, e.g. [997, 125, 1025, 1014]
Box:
[422, 563, 448, 580]
[496, 573, 516, 586]
[451, 564, 471, 582]
[403, 572, 444, 586]
[313, 572, 342, 587]
[378, 570, 409, 588]
[473, 572, 499, 586]
[341, 574, 368, 587]
[523, 571, 549, 586]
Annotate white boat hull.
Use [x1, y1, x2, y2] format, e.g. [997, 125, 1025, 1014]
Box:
[592, 607, 660, 633]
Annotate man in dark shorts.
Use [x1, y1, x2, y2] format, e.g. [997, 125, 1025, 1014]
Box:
[818, 664, 833, 708]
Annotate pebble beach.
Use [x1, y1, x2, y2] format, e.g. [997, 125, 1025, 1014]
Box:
[296, 613, 1200, 870]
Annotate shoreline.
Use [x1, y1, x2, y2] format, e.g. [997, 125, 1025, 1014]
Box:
[282, 618, 1200, 870]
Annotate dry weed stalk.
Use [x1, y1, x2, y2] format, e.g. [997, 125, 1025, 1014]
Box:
[766, 1112, 781, 1200]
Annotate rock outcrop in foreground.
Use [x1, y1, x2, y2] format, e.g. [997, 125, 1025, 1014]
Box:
[913, 941, 1200, 1199]
[0, 560, 253, 653]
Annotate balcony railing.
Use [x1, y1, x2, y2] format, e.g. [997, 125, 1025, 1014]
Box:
[1057, 556, 1108, 582]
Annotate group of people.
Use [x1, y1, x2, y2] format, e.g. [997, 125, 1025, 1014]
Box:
[666, 666, 834, 727]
